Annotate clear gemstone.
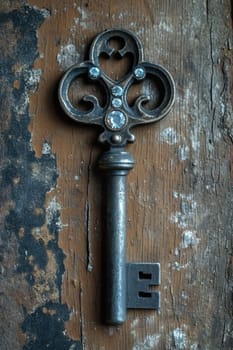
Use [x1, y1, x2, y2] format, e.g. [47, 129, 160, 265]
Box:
[111, 85, 123, 97]
[134, 66, 146, 79]
[112, 98, 122, 108]
[105, 111, 127, 130]
[88, 66, 101, 79]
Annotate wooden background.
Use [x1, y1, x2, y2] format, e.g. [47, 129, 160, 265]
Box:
[0, 0, 232, 349]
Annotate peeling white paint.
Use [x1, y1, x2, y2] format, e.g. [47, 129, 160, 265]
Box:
[57, 44, 80, 70]
[32, 6, 50, 19]
[73, 7, 89, 29]
[130, 318, 139, 338]
[158, 21, 174, 33]
[181, 230, 200, 248]
[77, 6, 88, 20]
[32, 227, 41, 235]
[178, 145, 189, 161]
[169, 261, 190, 271]
[14, 67, 42, 116]
[180, 84, 201, 156]
[15, 92, 29, 116]
[132, 334, 161, 350]
[172, 327, 188, 349]
[25, 68, 42, 92]
[160, 127, 181, 145]
[131, 318, 139, 329]
[173, 191, 179, 199]
[129, 22, 136, 29]
[181, 290, 189, 301]
[190, 129, 201, 153]
[170, 193, 197, 229]
[42, 142, 52, 155]
[131, 317, 161, 349]
[73, 16, 88, 29]
[136, 28, 146, 37]
[174, 247, 180, 256]
[145, 314, 156, 327]
[137, 192, 152, 207]
[46, 197, 62, 229]
[220, 101, 225, 115]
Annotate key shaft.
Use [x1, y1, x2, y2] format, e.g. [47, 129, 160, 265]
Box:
[99, 149, 135, 324]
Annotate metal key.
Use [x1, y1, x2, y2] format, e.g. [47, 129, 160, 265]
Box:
[58, 28, 175, 325]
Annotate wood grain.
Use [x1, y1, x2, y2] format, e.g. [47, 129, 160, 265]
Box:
[1, 0, 232, 348]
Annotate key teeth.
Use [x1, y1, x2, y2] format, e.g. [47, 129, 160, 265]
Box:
[126, 262, 160, 310]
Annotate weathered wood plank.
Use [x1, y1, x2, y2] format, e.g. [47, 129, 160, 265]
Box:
[0, 0, 232, 349]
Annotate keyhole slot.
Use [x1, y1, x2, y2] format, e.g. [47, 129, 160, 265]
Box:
[138, 291, 152, 298]
[139, 271, 152, 280]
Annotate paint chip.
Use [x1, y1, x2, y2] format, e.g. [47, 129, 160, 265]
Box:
[132, 334, 161, 349]
[170, 193, 197, 228]
[57, 44, 80, 70]
[160, 127, 181, 145]
[178, 145, 189, 160]
[168, 261, 190, 271]
[42, 142, 52, 155]
[46, 197, 62, 230]
[181, 230, 200, 248]
[24, 68, 42, 92]
[158, 21, 174, 33]
[172, 328, 187, 349]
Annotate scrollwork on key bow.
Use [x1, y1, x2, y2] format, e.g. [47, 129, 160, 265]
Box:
[59, 28, 175, 147]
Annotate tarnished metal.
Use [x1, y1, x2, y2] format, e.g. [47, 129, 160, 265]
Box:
[99, 149, 135, 324]
[127, 263, 160, 309]
[58, 28, 175, 147]
[58, 28, 175, 325]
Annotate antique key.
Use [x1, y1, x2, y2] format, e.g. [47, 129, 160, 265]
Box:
[58, 28, 175, 325]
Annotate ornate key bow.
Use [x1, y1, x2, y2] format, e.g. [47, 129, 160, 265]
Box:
[59, 28, 175, 146]
[59, 28, 175, 325]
